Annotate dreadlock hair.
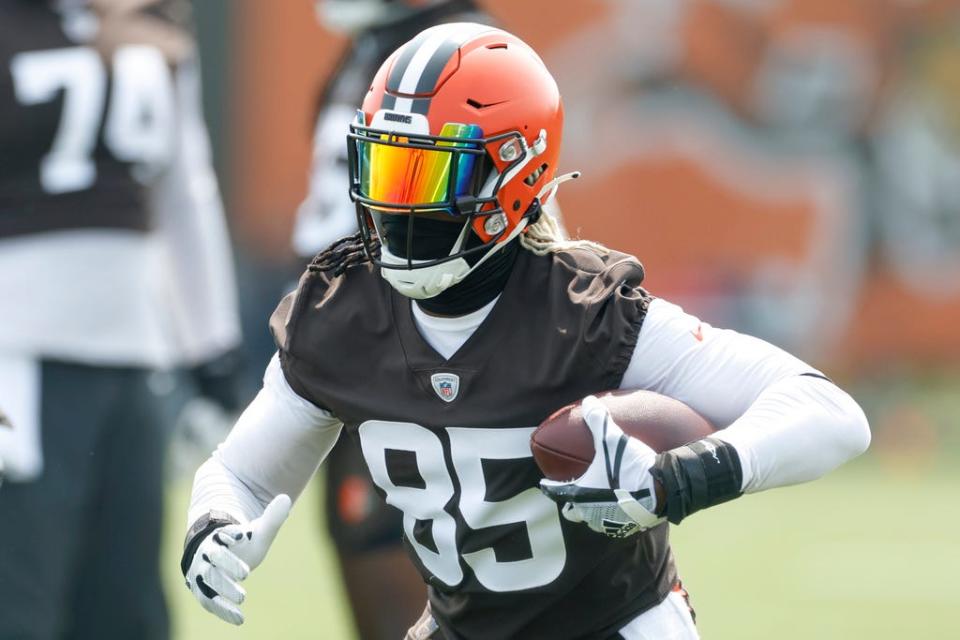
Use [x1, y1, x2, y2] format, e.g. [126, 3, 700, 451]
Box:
[308, 231, 378, 277]
[519, 209, 610, 256]
[309, 206, 606, 279]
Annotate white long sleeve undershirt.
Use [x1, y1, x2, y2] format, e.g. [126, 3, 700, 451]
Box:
[622, 299, 869, 492]
[188, 297, 870, 525]
[187, 354, 342, 526]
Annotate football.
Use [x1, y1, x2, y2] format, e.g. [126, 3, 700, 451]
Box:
[531, 390, 716, 481]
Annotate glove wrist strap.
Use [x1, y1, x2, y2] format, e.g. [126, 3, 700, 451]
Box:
[614, 488, 663, 528]
[651, 437, 743, 525]
[180, 510, 240, 577]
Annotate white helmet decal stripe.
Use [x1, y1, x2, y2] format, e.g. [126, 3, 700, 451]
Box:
[384, 23, 492, 115]
[392, 31, 450, 113]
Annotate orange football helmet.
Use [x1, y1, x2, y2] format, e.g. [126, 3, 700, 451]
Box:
[347, 22, 567, 298]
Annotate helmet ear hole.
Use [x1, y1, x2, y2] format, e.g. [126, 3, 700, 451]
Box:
[524, 163, 549, 186]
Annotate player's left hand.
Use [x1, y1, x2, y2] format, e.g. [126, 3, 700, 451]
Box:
[184, 494, 291, 625]
[190, 347, 246, 415]
[170, 347, 245, 480]
[539, 396, 665, 538]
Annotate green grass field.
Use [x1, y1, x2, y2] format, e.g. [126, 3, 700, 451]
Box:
[162, 456, 958, 639]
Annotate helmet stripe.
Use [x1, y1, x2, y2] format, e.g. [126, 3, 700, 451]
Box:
[385, 23, 491, 115]
[386, 29, 434, 93]
[410, 98, 431, 115]
[412, 37, 463, 95]
[396, 32, 451, 93]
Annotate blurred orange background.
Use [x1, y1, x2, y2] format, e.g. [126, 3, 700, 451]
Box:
[227, 0, 960, 372]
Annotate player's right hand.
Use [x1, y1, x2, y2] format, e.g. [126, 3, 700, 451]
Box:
[540, 396, 663, 538]
[184, 494, 291, 625]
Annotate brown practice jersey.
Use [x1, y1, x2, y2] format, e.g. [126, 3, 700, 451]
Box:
[0, 0, 194, 238]
[271, 244, 678, 639]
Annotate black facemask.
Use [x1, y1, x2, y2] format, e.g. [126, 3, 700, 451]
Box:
[379, 214, 520, 316]
[379, 214, 465, 261]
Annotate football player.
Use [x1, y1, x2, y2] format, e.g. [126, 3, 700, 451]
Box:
[295, 1, 492, 637]
[182, 23, 869, 638]
[0, 1, 241, 637]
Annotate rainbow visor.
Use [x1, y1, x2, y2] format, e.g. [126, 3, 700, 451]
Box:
[352, 123, 485, 214]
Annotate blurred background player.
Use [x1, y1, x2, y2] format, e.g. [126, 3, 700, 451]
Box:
[0, 407, 10, 489]
[0, 0, 241, 637]
[294, 0, 492, 253]
[293, 1, 493, 637]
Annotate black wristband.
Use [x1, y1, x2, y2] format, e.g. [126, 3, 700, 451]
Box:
[651, 437, 743, 525]
[180, 511, 240, 578]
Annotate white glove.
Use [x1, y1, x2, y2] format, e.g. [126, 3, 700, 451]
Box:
[540, 396, 665, 538]
[184, 494, 292, 625]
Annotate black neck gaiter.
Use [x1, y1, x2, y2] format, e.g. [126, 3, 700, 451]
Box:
[418, 238, 520, 316]
[380, 215, 520, 317]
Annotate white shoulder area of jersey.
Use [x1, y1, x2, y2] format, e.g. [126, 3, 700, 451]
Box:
[615, 299, 869, 493]
[619, 298, 819, 427]
[263, 352, 339, 424]
[620, 298, 713, 391]
[195, 354, 343, 522]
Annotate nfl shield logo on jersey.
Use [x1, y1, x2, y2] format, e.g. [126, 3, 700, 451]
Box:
[430, 373, 460, 403]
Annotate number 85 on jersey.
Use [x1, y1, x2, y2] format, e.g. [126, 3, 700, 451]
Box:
[359, 421, 567, 593]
